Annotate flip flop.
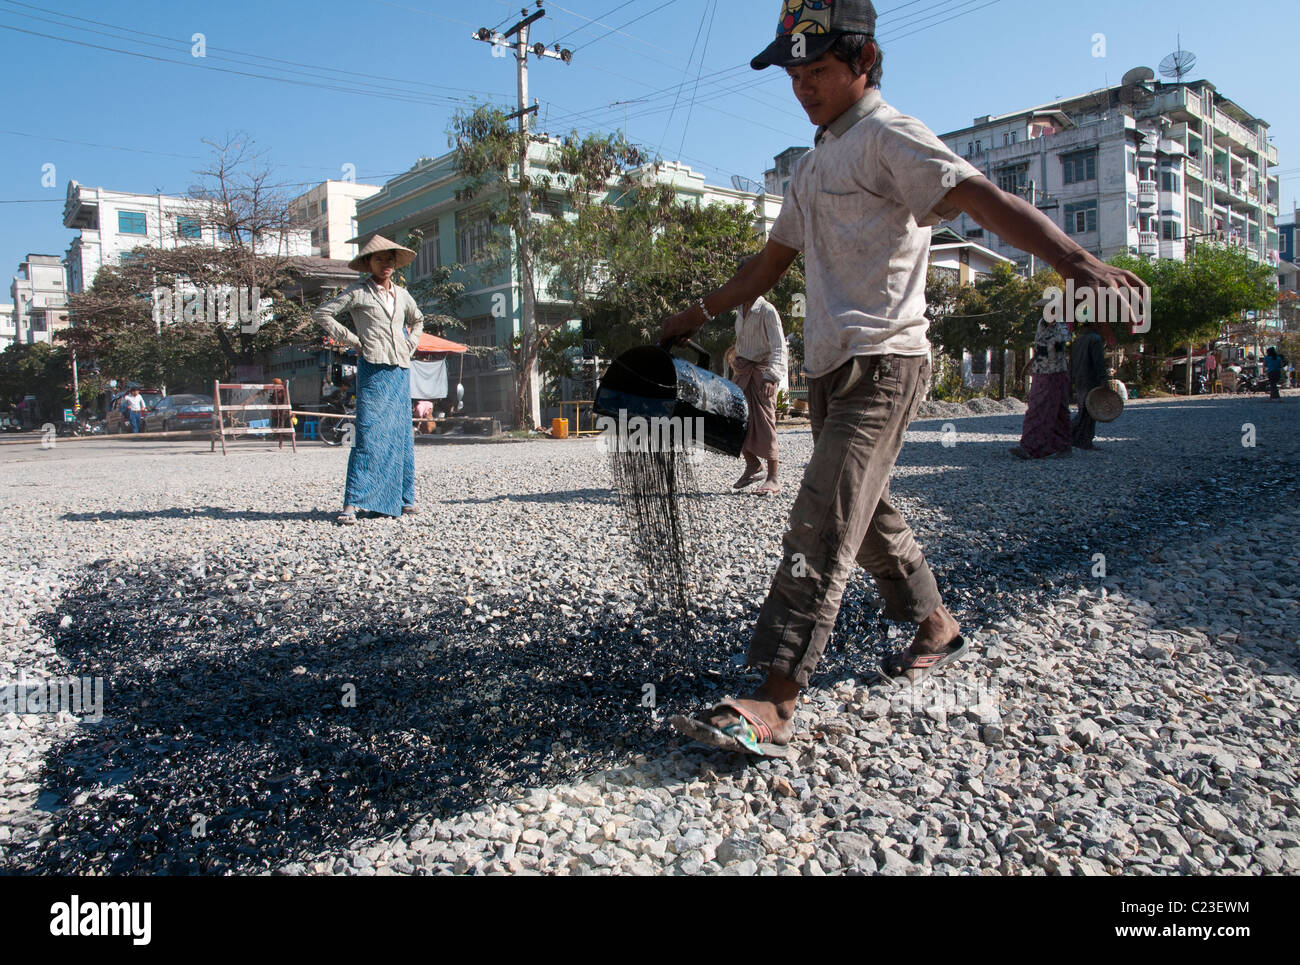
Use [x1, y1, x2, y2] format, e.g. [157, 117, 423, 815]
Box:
[754, 481, 781, 496]
[670, 699, 790, 758]
[880, 636, 970, 682]
[732, 472, 763, 490]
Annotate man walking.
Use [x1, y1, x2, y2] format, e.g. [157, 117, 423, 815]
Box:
[662, 0, 1145, 755]
[731, 284, 788, 495]
[123, 388, 146, 434]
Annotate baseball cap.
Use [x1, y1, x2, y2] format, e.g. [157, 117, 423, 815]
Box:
[751, 0, 877, 70]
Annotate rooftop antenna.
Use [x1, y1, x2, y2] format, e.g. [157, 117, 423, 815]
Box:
[1159, 37, 1197, 83]
[1118, 66, 1156, 112]
[730, 175, 765, 195]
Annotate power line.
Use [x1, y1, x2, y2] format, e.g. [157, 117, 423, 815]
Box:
[0, 0, 491, 101]
[655, 0, 711, 158]
[551, 0, 642, 44]
[573, 0, 683, 52]
[676, 0, 719, 161]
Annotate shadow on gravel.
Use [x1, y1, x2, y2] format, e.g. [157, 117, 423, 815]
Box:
[60, 507, 330, 523]
[443, 489, 616, 506]
[10, 564, 896, 875]
[10, 420, 1296, 874]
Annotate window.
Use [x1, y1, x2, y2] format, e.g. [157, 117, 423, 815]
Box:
[1061, 150, 1097, 184]
[1003, 133, 1009, 147]
[177, 216, 202, 239]
[467, 315, 497, 347]
[968, 142, 974, 156]
[216, 225, 232, 243]
[457, 208, 493, 264]
[1160, 171, 1181, 193]
[118, 211, 147, 234]
[308, 202, 319, 218]
[1129, 204, 1138, 228]
[965, 227, 985, 239]
[1010, 131, 1017, 144]
[415, 228, 441, 277]
[1162, 221, 1182, 241]
[320, 198, 328, 213]
[975, 140, 982, 154]
[1065, 200, 1098, 234]
[969, 351, 987, 375]
[1127, 152, 1136, 174]
[996, 163, 1028, 196]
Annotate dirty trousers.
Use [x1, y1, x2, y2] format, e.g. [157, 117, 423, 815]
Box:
[748, 354, 941, 688]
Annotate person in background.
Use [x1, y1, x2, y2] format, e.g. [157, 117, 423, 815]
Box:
[1205, 350, 1219, 392]
[313, 235, 424, 525]
[1011, 315, 1072, 459]
[123, 388, 146, 434]
[1070, 320, 1107, 451]
[730, 265, 788, 495]
[1264, 346, 1283, 401]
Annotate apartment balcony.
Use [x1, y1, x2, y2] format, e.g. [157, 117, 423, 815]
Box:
[1139, 231, 1159, 255]
[1213, 111, 1254, 149]
[1159, 240, 1186, 260]
[1138, 181, 1159, 206]
[1151, 87, 1203, 121]
[1185, 156, 1203, 179]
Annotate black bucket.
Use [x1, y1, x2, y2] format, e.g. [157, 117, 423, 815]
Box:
[595, 341, 748, 457]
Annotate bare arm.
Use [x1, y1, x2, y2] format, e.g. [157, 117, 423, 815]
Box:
[945, 176, 1147, 343]
[660, 239, 799, 346]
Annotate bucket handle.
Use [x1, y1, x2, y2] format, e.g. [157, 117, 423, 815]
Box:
[658, 337, 712, 372]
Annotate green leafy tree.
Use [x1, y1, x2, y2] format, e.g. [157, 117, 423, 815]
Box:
[1111, 243, 1277, 389]
[450, 106, 649, 428]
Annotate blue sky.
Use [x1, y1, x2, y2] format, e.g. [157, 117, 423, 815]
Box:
[3, 0, 1297, 282]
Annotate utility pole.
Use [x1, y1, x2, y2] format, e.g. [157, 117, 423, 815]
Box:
[472, 4, 572, 430]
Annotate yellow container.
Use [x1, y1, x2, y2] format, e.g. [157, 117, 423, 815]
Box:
[552, 417, 569, 439]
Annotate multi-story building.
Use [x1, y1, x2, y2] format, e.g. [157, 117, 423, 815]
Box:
[62, 180, 312, 294]
[10, 254, 70, 345]
[355, 141, 780, 426]
[938, 76, 1281, 272]
[287, 180, 382, 260]
[764, 147, 810, 199]
[1279, 211, 1298, 301]
[0, 304, 16, 350]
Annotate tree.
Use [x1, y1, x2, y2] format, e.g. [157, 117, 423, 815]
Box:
[450, 106, 649, 428]
[927, 262, 1051, 398]
[0, 342, 74, 417]
[580, 188, 765, 370]
[398, 226, 465, 333]
[63, 135, 315, 392]
[1111, 243, 1277, 389]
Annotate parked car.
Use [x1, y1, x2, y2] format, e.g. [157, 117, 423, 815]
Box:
[152, 394, 216, 432]
[105, 388, 163, 433]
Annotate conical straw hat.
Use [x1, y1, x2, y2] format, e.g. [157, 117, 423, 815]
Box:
[348, 234, 416, 272]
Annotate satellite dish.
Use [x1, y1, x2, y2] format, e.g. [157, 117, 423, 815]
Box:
[730, 175, 765, 195]
[1118, 81, 1154, 112]
[1122, 66, 1156, 87]
[1159, 38, 1197, 82]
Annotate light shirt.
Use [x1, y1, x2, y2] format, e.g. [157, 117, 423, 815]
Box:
[770, 88, 981, 378]
[735, 295, 788, 385]
[313, 281, 424, 368]
[124, 394, 146, 412]
[1031, 319, 1070, 375]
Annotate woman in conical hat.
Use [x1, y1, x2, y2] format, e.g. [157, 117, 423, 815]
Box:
[314, 234, 425, 524]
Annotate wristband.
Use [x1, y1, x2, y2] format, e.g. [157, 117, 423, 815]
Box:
[694, 298, 716, 323]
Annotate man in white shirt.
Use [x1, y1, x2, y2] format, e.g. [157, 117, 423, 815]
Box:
[662, 0, 1146, 756]
[731, 288, 788, 494]
[123, 388, 146, 434]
